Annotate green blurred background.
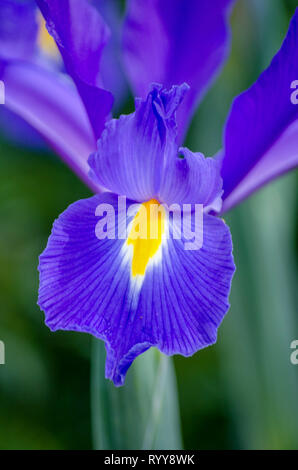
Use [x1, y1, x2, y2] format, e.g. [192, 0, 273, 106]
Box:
[0, 0, 297, 450]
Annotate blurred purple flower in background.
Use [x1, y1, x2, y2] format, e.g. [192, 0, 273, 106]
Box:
[0, 0, 122, 180]
[0, 0, 297, 385]
[0, 0, 58, 147]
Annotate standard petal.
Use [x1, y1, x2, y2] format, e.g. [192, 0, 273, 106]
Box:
[0, 61, 101, 191]
[36, 0, 113, 139]
[159, 147, 223, 209]
[123, 0, 235, 142]
[89, 83, 189, 201]
[221, 9, 298, 212]
[38, 193, 234, 386]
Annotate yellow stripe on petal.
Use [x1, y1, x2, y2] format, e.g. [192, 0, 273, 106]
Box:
[127, 199, 166, 277]
[37, 12, 60, 60]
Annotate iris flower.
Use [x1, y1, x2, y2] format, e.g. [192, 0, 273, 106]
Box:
[1, 0, 298, 386]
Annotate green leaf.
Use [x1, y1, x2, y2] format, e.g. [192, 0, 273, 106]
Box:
[91, 340, 183, 450]
[219, 172, 298, 449]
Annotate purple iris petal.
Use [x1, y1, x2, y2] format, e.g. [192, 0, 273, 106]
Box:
[38, 192, 234, 386]
[221, 9, 298, 212]
[122, 0, 235, 142]
[89, 83, 189, 201]
[36, 0, 114, 140]
[0, 61, 101, 191]
[39, 85, 235, 386]
[0, 0, 37, 60]
[222, 120, 298, 212]
[159, 147, 223, 208]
